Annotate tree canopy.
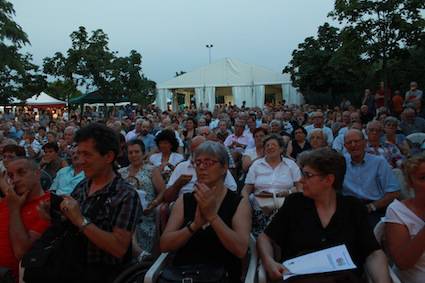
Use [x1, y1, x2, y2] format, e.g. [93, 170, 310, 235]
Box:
[0, 0, 46, 104]
[43, 26, 156, 106]
[285, 0, 425, 105]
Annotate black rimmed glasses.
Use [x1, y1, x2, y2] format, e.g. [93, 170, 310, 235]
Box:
[194, 158, 220, 169]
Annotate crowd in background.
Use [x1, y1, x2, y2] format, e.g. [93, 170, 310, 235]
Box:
[0, 81, 424, 283]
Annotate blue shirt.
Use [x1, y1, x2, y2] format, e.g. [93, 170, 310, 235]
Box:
[141, 134, 156, 152]
[342, 153, 400, 201]
[50, 166, 85, 195]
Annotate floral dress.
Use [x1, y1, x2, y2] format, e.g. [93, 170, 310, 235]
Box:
[119, 164, 157, 253]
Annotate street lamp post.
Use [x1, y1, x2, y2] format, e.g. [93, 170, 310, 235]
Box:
[206, 44, 213, 64]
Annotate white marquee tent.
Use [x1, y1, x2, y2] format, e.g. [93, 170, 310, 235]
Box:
[10, 92, 66, 107]
[156, 58, 303, 111]
[25, 92, 66, 106]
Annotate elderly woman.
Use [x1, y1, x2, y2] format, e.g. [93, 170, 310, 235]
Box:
[241, 127, 267, 172]
[149, 129, 184, 182]
[160, 141, 251, 282]
[286, 126, 311, 160]
[257, 148, 391, 282]
[119, 139, 166, 255]
[384, 153, 425, 283]
[308, 128, 328, 150]
[381, 116, 410, 156]
[243, 134, 301, 199]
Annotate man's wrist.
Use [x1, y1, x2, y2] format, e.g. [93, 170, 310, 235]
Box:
[78, 216, 92, 231]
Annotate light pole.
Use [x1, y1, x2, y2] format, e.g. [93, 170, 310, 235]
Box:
[206, 44, 213, 64]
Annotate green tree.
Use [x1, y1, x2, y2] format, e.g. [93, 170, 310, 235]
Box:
[0, 0, 46, 104]
[284, 23, 367, 104]
[43, 26, 155, 108]
[329, 0, 425, 104]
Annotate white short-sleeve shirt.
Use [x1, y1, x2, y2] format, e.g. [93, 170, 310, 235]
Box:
[245, 157, 301, 194]
[149, 152, 184, 169]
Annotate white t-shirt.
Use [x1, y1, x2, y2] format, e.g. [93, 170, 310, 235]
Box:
[166, 160, 237, 195]
[245, 157, 301, 194]
[384, 200, 425, 283]
[149, 152, 184, 171]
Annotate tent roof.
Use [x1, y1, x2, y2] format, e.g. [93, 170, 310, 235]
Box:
[69, 90, 130, 104]
[25, 92, 66, 106]
[157, 58, 291, 89]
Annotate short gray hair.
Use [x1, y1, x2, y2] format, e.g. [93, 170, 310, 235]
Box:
[194, 141, 229, 167]
[384, 116, 400, 127]
[307, 128, 327, 142]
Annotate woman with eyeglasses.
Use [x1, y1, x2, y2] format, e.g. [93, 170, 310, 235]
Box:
[257, 148, 391, 283]
[160, 141, 251, 282]
[119, 139, 165, 255]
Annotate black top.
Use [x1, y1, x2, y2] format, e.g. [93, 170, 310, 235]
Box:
[264, 193, 380, 276]
[290, 140, 312, 160]
[173, 190, 243, 282]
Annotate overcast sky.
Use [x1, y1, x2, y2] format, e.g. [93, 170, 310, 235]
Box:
[12, 0, 335, 84]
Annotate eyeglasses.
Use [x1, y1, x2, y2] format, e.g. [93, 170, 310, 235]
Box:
[368, 128, 381, 133]
[194, 159, 220, 168]
[301, 170, 323, 179]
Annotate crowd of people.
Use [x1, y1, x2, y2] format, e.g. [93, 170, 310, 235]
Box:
[0, 81, 424, 283]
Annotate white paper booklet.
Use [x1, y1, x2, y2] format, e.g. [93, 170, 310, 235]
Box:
[282, 244, 356, 280]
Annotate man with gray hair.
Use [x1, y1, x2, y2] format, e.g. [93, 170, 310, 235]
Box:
[304, 111, 334, 145]
[342, 129, 400, 227]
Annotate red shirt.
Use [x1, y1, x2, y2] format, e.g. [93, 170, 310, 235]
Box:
[0, 192, 50, 279]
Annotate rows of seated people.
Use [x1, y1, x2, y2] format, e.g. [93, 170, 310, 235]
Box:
[0, 100, 424, 283]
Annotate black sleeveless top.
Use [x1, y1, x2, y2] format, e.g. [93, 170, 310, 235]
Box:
[173, 190, 243, 282]
[290, 140, 312, 160]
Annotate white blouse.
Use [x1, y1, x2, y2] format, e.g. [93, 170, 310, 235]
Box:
[384, 200, 425, 283]
[245, 157, 301, 194]
[149, 152, 184, 171]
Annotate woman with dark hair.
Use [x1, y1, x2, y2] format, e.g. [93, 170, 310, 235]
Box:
[257, 148, 391, 282]
[180, 117, 197, 158]
[119, 139, 165, 255]
[150, 129, 184, 182]
[286, 126, 311, 160]
[242, 134, 302, 235]
[160, 141, 251, 282]
[242, 127, 267, 172]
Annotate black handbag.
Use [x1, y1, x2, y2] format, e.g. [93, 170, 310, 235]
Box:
[22, 222, 87, 283]
[158, 264, 230, 283]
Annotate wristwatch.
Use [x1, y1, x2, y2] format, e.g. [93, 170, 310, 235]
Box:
[79, 217, 92, 231]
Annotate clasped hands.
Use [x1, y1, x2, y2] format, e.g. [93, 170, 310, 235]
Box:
[192, 182, 220, 230]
